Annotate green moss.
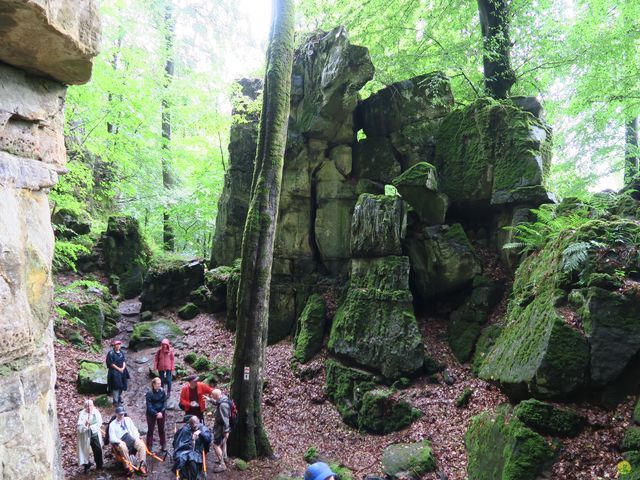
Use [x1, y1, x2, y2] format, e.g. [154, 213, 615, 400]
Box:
[293, 294, 326, 363]
[455, 388, 473, 408]
[448, 303, 487, 363]
[303, 447, 319, 463]
[226, 261, 242, 331]
[623, 427, 640, 452]
[192, 355, 212, 372]
[129, 319, 183, 351]
[235, 459, 249, 471]
[381, 441, 436, 477]
[514, 399, 584, 437]
[328, 463, 353, 480]
[358, 388, 422, 433]
[465, 405, 555, 480]
[472, 325, 503, 376]
[392, 162, 438, 188]
[184, 352, 197, 364]
[77, 360, 108, 394]
[634, 398, 640, 425]
[94, 394, 111, 408]
[325, 359, 378, 427]
[177, 302, 199, 320]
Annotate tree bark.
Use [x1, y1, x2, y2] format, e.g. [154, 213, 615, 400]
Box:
[624, 117, 639, 187]
[162, 0, 176, 251]
[228, 0, 295, 460]
[477, 0, 516, 99]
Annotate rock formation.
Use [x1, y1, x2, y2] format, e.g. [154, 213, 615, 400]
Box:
[0, 1, 100, 477]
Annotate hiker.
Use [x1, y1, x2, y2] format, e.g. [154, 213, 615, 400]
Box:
[146, 377, 167, 453]
[106, 339, 130, 405]
[210, 388, 232, 472]
[173, 415, 212, 479]
[76, 399, 103, 473]
[304, 462, 337, 480]
[108, 406, 147, 476]
[179, 375, 213, 421]
[154, 338, 175, 395]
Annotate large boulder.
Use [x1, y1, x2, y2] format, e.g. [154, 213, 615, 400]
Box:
[129, 318, 184, 351]
[480, 219, 640, 400]
[350, 194, 406, 258]
[325, 359, 380, 426]
[77, 360, 108, 394]
[329, 257, 424, 380]
[405, 223, 481, 299]
[514, 399, 585, 437]
[356, 72, 453, 137]
[102, 215, 149, 287]
[293, 294, 326, 363]
[358, 388, 422, 433]
[140, 259, 205, 311]
[51, 207, 91, 238]
[381, 441, 436, 479]
[202, 265, 234, 312]
[392, 162, 448, 225]
[290, 26, 374, 142]
[465, 405, 555, 480]
[435, 98, 552, 212]
[353, 137, 402, 184]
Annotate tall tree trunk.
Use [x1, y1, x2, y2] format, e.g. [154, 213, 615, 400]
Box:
[477, 0, 516, 99]
[228, 0, 295, 460]
[162, 0, 176, 251]
[624, 117, 639, 187]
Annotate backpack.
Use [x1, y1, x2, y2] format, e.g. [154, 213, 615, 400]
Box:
[226, 399, 238, 430]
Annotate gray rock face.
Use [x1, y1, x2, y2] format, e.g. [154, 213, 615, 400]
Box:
[0, 0, 101, 84]
[0, 4, 99, 475]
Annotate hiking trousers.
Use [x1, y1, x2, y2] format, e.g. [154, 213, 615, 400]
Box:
[146, 412, 166, 450]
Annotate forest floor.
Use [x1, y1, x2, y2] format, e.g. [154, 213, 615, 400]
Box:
[54, 274, 636, 480]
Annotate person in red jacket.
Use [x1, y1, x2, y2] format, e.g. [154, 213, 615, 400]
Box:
[179, 375, 213, 421]
[154, 338, 175, 395]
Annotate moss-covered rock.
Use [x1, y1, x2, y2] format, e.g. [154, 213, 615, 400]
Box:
[514, 399, 585, 437]
[225, 261, 241, 331]
[634, 398, 640, 425]
[118, 264, 144, 299]
[623, 428, 640, 452]
[435, 98, 552, 209]
[392, 162, 448, 225]
[456, 388, 473, 408]
[94, 394, 111, 408]
[381, 441, 436, 479]
[52, 208, 91, 239]
[191, 355, 212, 372]
[204, 265, 234, 312]
[350, 194, 406, 258]
[405, 223, 481, 299]
[140, 258, 205, 311]
[329, 257, 424, 380]
[447, 304, 487, 363]
[177, 302, 199, 320]
[325, 359, 379, 427]
[480, 220, 640, 400]
[465, 405, 555, 480]
[129, 318, 183, 351]
[102, 215, 149, 276]
[353, 137, 402, 184]
[77, 360, 108, 394]
[472, 325, 503, 376]
[293, 294, 326, 363]
[358, 388, 422, 433]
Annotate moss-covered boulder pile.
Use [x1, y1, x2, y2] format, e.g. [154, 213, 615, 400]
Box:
[202, 265, 234, 312]
[325, 359, 380, 427]
[293, 294, 327, 363]
[101, 215, 149, 297]
[77, 360, 108, 394]
[329, 194, 425, 380]
[479, 218, 640, 400]
[381, 441, 436, 479]
[392, 162, 449, 225]
[140, 258, 205, 311]
[465, 405, 555, 480]
[435, 97, 552, 210]
[56, 281, 120, 343]
[514, 399, 585, 437]
[129, 318, 184, 351]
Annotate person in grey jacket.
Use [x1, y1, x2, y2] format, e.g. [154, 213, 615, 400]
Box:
[209, 388, 231, 472]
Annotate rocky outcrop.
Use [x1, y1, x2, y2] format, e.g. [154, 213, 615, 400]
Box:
[129, 318, 184, 351]
[0, 2, 99, 477]
[140, 259, 205, 311]
[381, 441, 436, 479]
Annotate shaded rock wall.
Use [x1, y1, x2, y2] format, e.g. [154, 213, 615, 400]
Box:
[0, 1, 99, 477]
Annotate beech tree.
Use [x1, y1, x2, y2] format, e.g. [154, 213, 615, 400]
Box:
[161, 0, 176, 250]
[228, 0, 295, 460]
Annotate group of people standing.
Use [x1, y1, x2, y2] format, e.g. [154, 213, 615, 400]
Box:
[77, 338, 232, 477]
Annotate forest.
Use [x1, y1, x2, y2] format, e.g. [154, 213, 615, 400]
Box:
[0, 0, 639, 479]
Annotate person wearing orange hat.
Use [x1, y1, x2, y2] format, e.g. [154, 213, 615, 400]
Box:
[106, 339, 129, 405]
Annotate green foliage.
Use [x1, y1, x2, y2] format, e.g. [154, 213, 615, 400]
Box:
[53, 241, 90, 273]
[191, 355, 212, 372]
[184, 352, 197, 365]
[303, 447, 319, 464]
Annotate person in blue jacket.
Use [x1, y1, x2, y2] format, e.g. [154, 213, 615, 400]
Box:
[105, 340, 129, 405]
[146, 377, 167, 452]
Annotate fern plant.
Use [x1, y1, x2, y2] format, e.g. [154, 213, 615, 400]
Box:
[561, 240, 606, 274]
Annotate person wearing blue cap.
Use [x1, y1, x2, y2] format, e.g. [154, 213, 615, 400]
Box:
[304, 462, 337, 480]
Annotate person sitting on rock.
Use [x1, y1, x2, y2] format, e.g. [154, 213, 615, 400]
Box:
[209, 388, 232, 472]
[106, 340, 130, 405]
[146, 377, 167, 453]
[154, 338, 175, 395]
[304, 462, 337, 480]
[179, 375, 213, 422]
[76, 399, 103, 473]
[173, 415, 212, 479]
[108, 406, 147, 476]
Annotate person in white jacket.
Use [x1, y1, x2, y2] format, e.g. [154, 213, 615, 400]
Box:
[77, 399, 103, 473]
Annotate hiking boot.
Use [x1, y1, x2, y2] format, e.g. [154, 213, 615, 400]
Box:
[83, 463, 91, 474]
[212, 462, 227, 473]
